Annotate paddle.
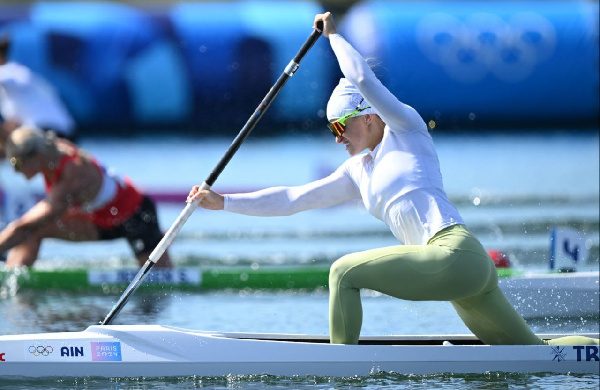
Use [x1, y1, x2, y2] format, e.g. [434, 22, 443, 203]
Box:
[100, 22, 323, 325]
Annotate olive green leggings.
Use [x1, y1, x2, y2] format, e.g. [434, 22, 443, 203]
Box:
[329, 224, 599, 346]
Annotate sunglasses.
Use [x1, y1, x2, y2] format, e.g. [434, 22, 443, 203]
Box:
[327, 98, 371, 137]
[9, 156, 24, 171]
[8, 147, 38, 171]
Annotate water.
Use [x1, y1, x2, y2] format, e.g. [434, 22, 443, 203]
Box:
[0, 131, 599, 389]
[4, 372, 599, 390]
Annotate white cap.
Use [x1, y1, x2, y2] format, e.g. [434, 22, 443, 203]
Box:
[326, 78, 376, 121]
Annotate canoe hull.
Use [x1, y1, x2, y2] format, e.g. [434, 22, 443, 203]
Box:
[1, 325, 598, 378]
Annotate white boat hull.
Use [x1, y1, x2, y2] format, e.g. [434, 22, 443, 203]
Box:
[0, 325, 598, 378]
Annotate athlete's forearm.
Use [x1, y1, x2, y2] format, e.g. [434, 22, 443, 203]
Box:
[224, 169, 359, 216]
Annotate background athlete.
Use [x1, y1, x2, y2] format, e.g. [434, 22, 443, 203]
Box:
[0, 126, 171, 268]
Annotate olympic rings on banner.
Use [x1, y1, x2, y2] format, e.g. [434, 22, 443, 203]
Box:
[416, 12, 556, 83]
[28, 345, 54, 356]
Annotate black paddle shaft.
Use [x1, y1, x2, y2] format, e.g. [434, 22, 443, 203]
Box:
[205, 21, 323, 186]
[100, 22, 322, 326]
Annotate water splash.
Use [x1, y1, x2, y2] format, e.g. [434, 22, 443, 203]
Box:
[0, 266, 29, 299]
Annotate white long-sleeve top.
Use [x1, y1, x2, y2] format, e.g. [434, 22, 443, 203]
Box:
[225, 34, 464, 245]
[0, 62, 75, 135]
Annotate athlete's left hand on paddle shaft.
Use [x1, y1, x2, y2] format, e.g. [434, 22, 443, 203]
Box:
[187, 187, 225, 210]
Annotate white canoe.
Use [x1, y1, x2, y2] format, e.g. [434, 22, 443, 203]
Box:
[0, 325, 598, 378]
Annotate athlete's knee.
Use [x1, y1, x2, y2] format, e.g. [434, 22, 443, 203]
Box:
[329, 254, 357, 288]
[6, 244, 40, 267]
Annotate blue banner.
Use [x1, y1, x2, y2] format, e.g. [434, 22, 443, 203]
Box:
[340, 1, 599, 128]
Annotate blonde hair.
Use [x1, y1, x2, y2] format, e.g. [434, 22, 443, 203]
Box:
[5, 126, 56, 160]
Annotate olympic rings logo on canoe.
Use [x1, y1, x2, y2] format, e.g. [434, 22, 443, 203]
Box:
[28, 345, 54, 356]
[415, 12, 557, 83]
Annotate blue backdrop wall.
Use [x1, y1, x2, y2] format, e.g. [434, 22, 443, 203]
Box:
[341, 1, 599, 130]
[0, 1, 597, 136]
